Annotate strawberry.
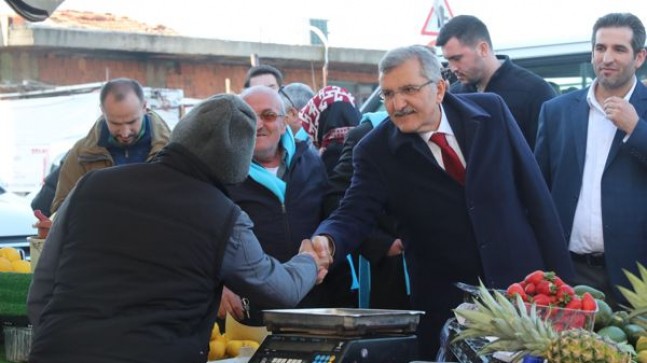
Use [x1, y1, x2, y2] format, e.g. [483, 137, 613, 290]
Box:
[532, 293, 551, 306]
[556, 284, 575, 306]
[523, 270, 546, 286]
[581, 292, 597, 311]
[565, 296, 582, 310]
[536, 280, 557, 296]
[506, 282, 527, 301]
[553, 276, 565, 287]
[524, 282, 536, 295]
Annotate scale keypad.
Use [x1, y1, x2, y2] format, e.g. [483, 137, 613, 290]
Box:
[259, 355, 335, 363]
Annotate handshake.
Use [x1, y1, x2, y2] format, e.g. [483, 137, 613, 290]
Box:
[299, 236, 334, 284]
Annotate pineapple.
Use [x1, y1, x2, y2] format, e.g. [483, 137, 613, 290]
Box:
[617, 262, 647, 330]
[453, 281, 632, 363]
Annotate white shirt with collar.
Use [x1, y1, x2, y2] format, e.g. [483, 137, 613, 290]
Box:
[569, 77, 637, 254]
[419, 104, 466, 169]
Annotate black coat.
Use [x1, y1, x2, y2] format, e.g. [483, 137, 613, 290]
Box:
[29, 144, 238, 363]
[324, 121, 410, 309]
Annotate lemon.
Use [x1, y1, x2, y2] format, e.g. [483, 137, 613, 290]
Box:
[637, 335, 647, 352]
[208, 339, 226, 360]
[0, 257, 12, 272]
[638, 350, 647, 363]
[226, 339, 259, 357]
[0, 247, 21, 262]
[11, 260, 30, 273]
[211, 322, 221, 341]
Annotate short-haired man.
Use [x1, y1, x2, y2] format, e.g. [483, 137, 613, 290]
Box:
[51, 78, 170, 212]
[436, 15, 557, 149]
[278, 82, 315, 140]
[309, 45, 574, 359]
[535, 12, 647, 306]
[243, 64, 284, 90]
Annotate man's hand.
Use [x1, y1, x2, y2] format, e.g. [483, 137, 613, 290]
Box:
[386, 238, 404, 256]
[603, 96, 639, 135]
[218, 286, 245, 320]
[300, 238, 333, 284]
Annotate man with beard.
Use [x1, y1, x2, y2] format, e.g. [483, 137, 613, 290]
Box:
[535, 12, 647, 307]
[51, 78, 170, 212]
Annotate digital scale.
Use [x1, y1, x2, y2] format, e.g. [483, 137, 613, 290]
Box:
[248, 308, 425, 363]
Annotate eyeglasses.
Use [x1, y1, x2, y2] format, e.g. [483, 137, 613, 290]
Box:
[256, 110, 285, 123]
[379, 79, 435, 101]
[278, 86, 296, 110]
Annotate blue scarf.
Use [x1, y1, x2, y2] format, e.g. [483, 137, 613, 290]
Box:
[247, 128, 296, 203]
[360, 111, 389, 129]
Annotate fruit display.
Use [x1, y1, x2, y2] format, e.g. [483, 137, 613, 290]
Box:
[454, 281, 633, 363]
[505, 271, 597, 331]
[207, 322, 260, 361]
[0, 249, 32, 320]
[0, 247, 30, 273]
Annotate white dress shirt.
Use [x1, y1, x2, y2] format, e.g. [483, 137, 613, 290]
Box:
[419, 105, 466, 169]
[569, 78, 636, 254]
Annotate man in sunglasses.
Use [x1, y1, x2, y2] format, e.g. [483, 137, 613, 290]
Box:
[308, 45, 574, 360]
[51, 78, 171, 213]
[218, 86, 335, 325]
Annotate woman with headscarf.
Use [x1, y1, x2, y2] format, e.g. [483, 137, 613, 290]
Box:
[299, 85, 361, 174]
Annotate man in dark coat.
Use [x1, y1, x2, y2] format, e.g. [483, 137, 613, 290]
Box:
[436, 15, 557, 149]
[309, 45, 575, 360]
[27, 94, 329, 363]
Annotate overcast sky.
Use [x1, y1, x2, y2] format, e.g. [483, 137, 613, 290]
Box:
[5, 0, 647, 50]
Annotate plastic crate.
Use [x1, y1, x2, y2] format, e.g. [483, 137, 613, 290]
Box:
[0, 273, 32, 319]
[526, 303, 596, 332]
[3, 325, 31, 362]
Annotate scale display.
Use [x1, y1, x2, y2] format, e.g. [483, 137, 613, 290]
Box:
[249, 334, 418, 363]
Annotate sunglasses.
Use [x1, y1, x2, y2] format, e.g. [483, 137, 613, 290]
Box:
[257, 110, 285, 123]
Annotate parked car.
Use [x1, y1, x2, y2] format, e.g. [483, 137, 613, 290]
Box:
[0, 184, 34, 258]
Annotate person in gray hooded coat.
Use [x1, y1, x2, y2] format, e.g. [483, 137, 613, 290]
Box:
[26, 94, 330, 363]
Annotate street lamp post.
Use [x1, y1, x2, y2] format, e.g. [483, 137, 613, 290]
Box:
[308, 25, 329, 87]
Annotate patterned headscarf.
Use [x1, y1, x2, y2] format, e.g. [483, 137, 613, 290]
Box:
[299, 86, 359, 149]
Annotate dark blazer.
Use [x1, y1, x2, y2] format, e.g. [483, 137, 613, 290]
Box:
[535, 81, 647, 300]
[315, 92, 574, 360]
[324, 121, 410, 310]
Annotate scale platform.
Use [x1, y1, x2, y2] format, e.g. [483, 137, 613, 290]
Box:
[248, 308, 425, 363]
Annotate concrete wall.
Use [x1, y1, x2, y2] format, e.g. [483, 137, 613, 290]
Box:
[0, 22, 384, 101]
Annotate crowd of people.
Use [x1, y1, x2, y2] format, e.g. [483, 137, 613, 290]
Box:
[26, 11, 647, 362]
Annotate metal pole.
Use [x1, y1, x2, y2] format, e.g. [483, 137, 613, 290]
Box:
[308, 26, 329, 87]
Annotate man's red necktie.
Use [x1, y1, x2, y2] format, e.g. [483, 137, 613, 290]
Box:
[430, 132, 465, 185]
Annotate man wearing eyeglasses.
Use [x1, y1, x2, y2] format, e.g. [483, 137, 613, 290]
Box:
[218, 86, 335, 325]
[436, 15, 557, 150]
[51, 78, 171, 213]
[308, 45, 574, 360]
